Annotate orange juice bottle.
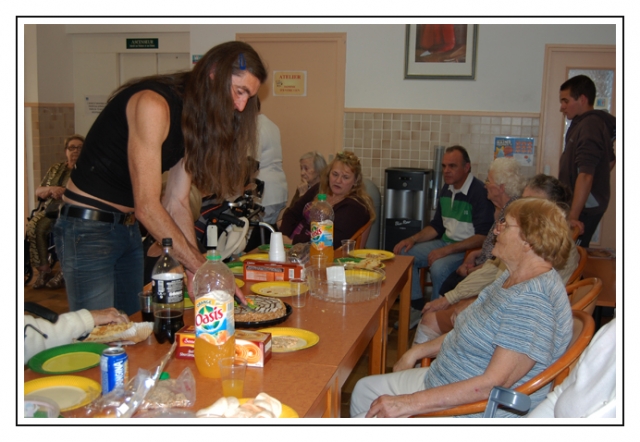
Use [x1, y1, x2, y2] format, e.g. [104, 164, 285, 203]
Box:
[193, 253, 236, 378]
[309, 194, 334, 264]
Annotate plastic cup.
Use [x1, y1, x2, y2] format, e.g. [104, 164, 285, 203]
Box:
[309, 255, 327, 269]
[269, 232, 286, 262]
[138, 291, 153, 322]
[290, 278, 308, 308]
[341, 239, 356, 256]
[219, 357, 247, 397]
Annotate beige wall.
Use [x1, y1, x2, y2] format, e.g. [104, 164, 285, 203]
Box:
[343, 110, 540, 195]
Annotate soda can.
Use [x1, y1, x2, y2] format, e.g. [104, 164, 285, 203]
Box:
[100, 347, 129, 395]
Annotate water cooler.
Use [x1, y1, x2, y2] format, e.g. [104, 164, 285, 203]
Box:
[382, 168, 434, 251]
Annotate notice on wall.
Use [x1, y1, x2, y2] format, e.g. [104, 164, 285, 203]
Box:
[494, 136, 535, 167]
[273, 71, 307, 96]
[84, 95, 108, 116]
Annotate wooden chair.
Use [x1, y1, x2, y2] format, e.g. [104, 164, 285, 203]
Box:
[566, 246, 587, 285]
[411, 310, 595, 417]
[566, 277, 602, 316]
[351, 218, 374, 249]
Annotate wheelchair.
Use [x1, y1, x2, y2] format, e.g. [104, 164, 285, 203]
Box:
[24, 200, 59, 286]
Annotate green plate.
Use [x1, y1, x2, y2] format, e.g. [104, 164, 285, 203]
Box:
[28, 342, 108, 375]
[258, 243, 293, 251]
[226, 261, 244, 275]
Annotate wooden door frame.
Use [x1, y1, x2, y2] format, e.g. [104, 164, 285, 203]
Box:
[236, 33, 347, 152]
[537, 44, 616, 175]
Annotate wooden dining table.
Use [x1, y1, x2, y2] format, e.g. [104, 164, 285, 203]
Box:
[23, 253, 413, 418]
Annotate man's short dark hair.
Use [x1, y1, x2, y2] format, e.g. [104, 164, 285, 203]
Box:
[445, 145, 471, 165]
[560, 75, 596, 106]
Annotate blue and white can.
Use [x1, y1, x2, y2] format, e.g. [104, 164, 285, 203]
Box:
[100, 347, 129, 395]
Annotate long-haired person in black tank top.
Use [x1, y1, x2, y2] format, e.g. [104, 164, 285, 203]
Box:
[55, 41, 265, 314]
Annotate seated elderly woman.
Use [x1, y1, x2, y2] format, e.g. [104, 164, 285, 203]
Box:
[27, 134, 84, 289]
[292, 151, 327, 205]
[436, 157, 524, 298]
[414, 174, 578, 346]
[280, 151, 374, 247]
[350, 198, 573, 418]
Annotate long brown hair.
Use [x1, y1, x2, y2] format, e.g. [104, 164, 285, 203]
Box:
[319, 151, 375, 220]
[113, 41, 267, 199]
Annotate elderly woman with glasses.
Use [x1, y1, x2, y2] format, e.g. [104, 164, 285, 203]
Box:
[27, 134, 84, 289]
[280, 151, 375, 247]
[350, 198, 573, 418]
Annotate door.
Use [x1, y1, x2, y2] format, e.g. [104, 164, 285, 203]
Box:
[236, 33, 346, 204]
[538, 45, 616, 249]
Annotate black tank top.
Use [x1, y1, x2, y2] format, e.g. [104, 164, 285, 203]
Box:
[71, 80, 185, 207]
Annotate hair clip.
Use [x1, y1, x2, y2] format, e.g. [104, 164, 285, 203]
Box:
[238, 53, 246, 70]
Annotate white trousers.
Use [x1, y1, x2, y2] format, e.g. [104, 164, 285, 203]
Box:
[350, 367, 430, 418]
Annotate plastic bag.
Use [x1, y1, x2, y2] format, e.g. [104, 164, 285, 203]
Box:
[140, 367, 196, 410]
[82, 369, 156, 418]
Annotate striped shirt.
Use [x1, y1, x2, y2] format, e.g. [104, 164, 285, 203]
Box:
[424, 269, 573, 418]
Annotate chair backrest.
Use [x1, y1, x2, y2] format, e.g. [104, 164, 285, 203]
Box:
[412, 310, 595, 417]
[351, 218, 374, 249]
[566, 277, 602, 316]
[566, 246, 588, 285]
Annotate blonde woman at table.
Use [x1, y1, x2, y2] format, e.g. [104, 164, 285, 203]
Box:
[350, 198, 573, 418]
[280, 151, 374, 247]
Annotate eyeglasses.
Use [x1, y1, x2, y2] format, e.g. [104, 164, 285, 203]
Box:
[66, 144, 83, 152]
[497, 217, 519, 230]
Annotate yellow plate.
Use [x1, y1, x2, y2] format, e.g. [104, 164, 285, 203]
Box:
[250, 281, 292, 298]
[257, 327, 320, 353]
[24, 375, 101, 412]
[349, 249, 395, 261]
[345, 268, 385, 282]
[235, 278, 245, 288]
[238, 398, 299, 418]
[239, 253, 270, 262]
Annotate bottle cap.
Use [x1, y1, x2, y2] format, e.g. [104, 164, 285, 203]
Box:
[162, 238, 173, 247]
[159, 372, 170, 380]
[317, 194, 327, 201]
[206, 253, 222, 261]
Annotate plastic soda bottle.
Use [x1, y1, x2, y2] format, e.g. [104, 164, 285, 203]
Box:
[309, 194, 335, 264]
[151, 238, 184, 344]
[193, 252, 237, 378]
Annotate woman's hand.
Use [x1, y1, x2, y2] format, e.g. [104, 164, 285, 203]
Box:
[393, 347, 420, 372]
[90, 308, 129, 326]
[421, 296, 450, 314]
[366, 394, 414, 418]
[297, 180, 308, 196]
[49, 186, 66, 199]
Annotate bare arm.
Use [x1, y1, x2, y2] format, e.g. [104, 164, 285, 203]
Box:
[392, 333, 446, 372]
[367, 346, 536, 418]
[127, 90, 204, 276]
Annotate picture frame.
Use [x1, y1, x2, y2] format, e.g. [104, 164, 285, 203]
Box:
[404, 24, 478, 80]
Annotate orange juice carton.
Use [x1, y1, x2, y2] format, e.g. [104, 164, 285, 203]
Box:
[243, 260, 305, 282]
[235, 329, 272, 367]
[175, 325, 195, 360]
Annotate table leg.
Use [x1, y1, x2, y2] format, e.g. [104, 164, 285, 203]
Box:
[397, 267, 411, 358]
[368, 305, 387, 375]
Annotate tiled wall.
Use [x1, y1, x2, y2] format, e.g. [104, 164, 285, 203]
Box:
[27, 104, 76, 185]
[343, 111, 540, 194]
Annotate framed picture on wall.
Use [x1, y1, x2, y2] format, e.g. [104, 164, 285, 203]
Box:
[404, 24, 478, 80]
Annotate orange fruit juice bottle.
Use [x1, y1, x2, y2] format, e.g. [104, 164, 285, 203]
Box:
[193, 254, 236, 378]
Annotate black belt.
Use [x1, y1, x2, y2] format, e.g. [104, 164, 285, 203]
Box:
[61, 205, 136, 226]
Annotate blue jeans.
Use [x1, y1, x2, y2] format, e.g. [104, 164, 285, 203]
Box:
[401, 239, 465, 302]
[54, 212, 143, 315]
